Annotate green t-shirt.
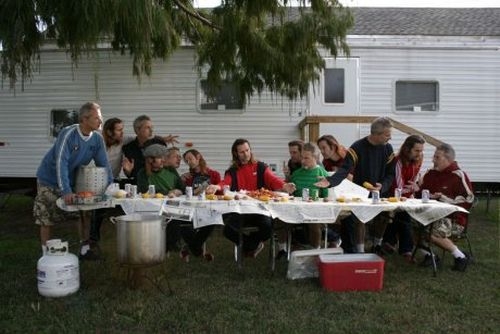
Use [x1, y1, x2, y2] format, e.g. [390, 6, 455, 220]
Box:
[290, 165, 329, 198]
[137, 167, 185, 195]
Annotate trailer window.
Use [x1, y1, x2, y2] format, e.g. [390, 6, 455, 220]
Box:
[197, 79, 245, 114]
[51, 109, 78, 138]
[395, 81, 439, 112]
[324, 68, 345, 104]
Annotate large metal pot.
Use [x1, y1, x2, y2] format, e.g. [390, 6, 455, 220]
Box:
[74, 166, 108, 195]
[110, 214, 167, 266]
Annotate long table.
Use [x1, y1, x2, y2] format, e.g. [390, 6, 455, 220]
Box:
[58, 195, 468, 228]
[118, 196, 467, 228]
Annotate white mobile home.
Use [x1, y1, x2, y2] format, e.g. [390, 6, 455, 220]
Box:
[1, 7, 499, 191]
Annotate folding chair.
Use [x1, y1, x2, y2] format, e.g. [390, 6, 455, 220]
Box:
[442, 213, 474, 263]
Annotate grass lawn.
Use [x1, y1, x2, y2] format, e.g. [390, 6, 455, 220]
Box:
[1, 195, 499, 333]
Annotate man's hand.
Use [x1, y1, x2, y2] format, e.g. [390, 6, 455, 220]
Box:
[163, 134, 179, 145]
[206, 184, 220, 195]
[314, 177, 330, 188]
[63, 193, 75, 205]
[282, 182, 296, 194]
[122, 156, 134, 176]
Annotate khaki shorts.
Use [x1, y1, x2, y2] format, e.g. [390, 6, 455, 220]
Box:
[33, 183, 79, 226]
[430, 218, 464, 238]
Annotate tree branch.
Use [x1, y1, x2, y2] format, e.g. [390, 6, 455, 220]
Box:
[172, 0, 220, 30]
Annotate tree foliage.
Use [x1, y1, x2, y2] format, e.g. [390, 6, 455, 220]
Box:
[0, 0, 353, 100]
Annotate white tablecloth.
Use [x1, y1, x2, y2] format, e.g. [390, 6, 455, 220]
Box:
[58, 196, 468, 228]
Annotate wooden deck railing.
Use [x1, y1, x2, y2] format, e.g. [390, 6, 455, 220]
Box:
[298, 115, 444, 147]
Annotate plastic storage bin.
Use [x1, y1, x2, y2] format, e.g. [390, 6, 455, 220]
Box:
[286, 248, 343, 280]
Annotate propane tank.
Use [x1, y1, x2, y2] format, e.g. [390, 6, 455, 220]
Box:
[37, 239, 80, 297]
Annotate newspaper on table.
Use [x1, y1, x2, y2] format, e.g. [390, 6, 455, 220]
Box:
[332, 179, 370, 200]
[161, 199, 194, 221]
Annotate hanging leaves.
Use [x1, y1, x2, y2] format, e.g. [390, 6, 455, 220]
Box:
[0, 0, 353, 101]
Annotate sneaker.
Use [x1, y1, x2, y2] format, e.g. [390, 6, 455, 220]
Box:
[179, 248, 190, 263]
[419, 254, 440, 267]
[451, 256, 468, 272]
[203, 252, 214, 262]
[79, 240, 102, 261]
[276, 249, 288, 260]
[245, 242, 265, 258]
[79, 249, 102, 261]
[328, 237, 342, 248]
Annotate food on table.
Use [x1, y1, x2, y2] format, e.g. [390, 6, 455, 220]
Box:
[142, 193, 151, 199]
[247, 188, 288, 202]
[258, 195, 271, 202]
[206, 194, 217, 200]
[362, 181, 374, 190]
[156, 193, 165, 199]
[77, 191, 94, 198]
[388, 196, 399, 202]
[223, 195, 234, 200]
[112, 190, 127, 198]
[336, 196, 346, 203]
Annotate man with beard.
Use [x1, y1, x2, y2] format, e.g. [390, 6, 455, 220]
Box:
[206, 138, 296, 259]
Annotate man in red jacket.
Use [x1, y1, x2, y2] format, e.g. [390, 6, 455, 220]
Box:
[207, 138, 295, 258]
[417, 143, 474, 272]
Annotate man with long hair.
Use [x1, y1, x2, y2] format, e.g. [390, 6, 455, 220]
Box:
[207, 138, 296, 258]
[382, 135, 426, 260]
[317, 134, 347, 172]
[179, 149, 221, 262]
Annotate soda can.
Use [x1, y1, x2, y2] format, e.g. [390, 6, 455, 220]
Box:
[198, 190, 206, 201]
[371, 190, 380, 204]
[223, 185, 230, 196]
[148, 184, 156, 197]
[394, 188, 402, 200]
[185, 186, 193, 200]
[327, 187, 336, 201]
[302, 188, 310, 201]
[310, 188, 319, 201]
[124, 183, 132, 197]
[130, 185, 138, 198]
[422, 189, 430, 203]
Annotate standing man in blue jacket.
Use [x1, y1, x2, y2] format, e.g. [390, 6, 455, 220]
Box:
[34, 102, 113, 259]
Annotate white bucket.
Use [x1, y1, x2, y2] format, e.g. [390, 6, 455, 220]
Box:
[37, 239, 80, 297]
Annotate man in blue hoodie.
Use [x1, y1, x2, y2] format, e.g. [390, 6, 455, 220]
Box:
[34, 102, 113, 259]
